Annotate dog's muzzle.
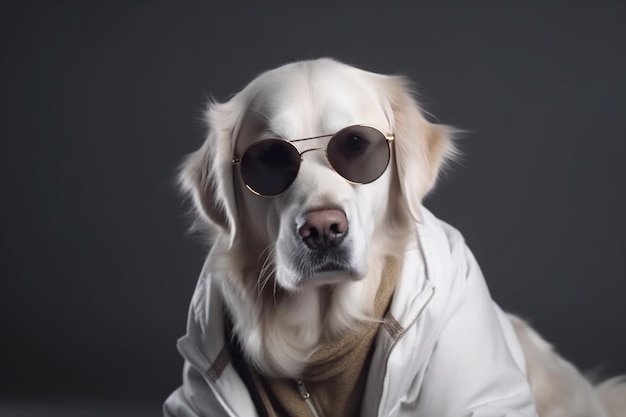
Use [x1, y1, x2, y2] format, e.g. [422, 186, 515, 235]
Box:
[293, 208, 354, 275]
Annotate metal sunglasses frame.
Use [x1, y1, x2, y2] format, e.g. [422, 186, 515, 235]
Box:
[232, 124, 395, 196]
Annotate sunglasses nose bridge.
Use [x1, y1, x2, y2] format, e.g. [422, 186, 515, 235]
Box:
[299, 147, 333, 171]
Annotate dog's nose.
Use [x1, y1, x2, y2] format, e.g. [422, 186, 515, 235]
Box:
[298, 209, 348, 249]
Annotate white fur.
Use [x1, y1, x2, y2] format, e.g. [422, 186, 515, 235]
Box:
[509, 315, 626, 416]
[180, 58, 626, 414]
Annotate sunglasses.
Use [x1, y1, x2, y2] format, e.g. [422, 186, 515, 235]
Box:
[232, 125, 394, 196]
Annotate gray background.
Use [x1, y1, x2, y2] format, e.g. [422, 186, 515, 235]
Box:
[1, 1, 625, 414]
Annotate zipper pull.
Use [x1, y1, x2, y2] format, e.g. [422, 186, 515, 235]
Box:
[296, 376, 321, 417]
[296, 376, 311, 399]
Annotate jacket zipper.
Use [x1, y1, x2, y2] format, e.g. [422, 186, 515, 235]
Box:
[376, 285, 436, 416]
[392, 285, 435, 344]
[296, 376, 322, 417]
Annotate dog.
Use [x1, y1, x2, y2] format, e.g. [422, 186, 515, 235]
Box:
[164, 58, 625, 417]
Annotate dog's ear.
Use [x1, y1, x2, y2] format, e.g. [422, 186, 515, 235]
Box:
[380, 75, 457, 222]
[178, 101, 240, 245]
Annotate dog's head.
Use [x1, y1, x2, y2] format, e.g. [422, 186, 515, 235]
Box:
[180, 58, 455, 293]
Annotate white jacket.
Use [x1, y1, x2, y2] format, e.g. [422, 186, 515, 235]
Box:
[163, 208, 538, 416]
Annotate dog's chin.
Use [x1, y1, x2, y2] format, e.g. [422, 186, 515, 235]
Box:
[277, 262, 366, 292]
[307, 265, 365, 286]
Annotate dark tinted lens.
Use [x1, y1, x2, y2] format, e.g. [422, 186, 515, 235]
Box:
[240, 139, 300, 195]
[327, 126, 390, 184]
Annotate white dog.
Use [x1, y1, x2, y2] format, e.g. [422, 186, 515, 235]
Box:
[164, 58, 625, 417]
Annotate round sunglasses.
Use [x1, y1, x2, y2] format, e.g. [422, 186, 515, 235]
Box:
[232, 125, 394, 196]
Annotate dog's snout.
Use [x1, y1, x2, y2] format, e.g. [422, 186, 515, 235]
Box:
[298, 209, 348, 249]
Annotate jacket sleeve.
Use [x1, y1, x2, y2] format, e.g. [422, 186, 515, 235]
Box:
[163, 361, 230, 417]
[163, 361, 221, 417]
[414, 239, 538, 417]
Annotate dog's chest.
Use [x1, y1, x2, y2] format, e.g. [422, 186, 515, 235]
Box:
[237, 261, 398, 417]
